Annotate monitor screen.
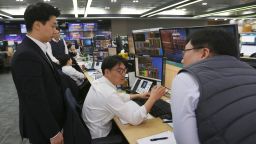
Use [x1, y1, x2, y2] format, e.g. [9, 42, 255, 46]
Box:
[69, 32, 83, 40]
[68, 23, 83, 32]
[160, 24, 239, 63]
[5, 34, 24, 41]
[160, 28, 187, 63]
[135, 55, 163, 82]
[83, 39, 92, 46]
[0, 24, 3, 34]
[83, 23, 97, 31]
[133, 32, 163, 56]
[240, 33, 256, 45]
[20, 24, 27, 33]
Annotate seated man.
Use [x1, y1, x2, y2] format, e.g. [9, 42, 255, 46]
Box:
[82, 55, 166, 139]
[59, 54, 86, 87]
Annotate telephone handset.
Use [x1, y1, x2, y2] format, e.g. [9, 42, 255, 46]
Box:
[131, 78, 153, 94]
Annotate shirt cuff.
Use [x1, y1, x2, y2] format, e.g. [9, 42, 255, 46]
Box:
[50, 132, 60, 141]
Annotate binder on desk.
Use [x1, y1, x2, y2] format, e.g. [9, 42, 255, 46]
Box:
[136, 131, 176, 144]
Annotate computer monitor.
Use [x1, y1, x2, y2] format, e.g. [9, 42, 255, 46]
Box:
[83, 39, 92, 46]
[135, 55, 163, 82]
[240, 33, 256, 57]
[20, 24, 27, 33]
[160, 24, 239, 63]
[133, 30, 163, 56]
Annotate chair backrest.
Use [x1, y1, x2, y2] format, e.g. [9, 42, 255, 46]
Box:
[63, 88, 92, 144]
[57, 69, 80, 103]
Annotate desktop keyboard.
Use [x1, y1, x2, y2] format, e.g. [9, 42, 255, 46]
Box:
[133, 99, 172, 120]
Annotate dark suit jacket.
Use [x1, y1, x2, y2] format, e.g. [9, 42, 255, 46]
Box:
[12, 36, 65, 144]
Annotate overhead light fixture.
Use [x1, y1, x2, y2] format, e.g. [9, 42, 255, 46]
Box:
[133, 0, 139, 2]
[176, 0, 203, 9]
[0, 13, 13, 19]
[202, 2, 207, 6]
[141, 0, 190, 17]
[44, 0, 50, 1]
[84, 0, 93, 17]
[16, 0, 23, 1]
[72, 0, 78, 18]
[148, 0, 202, 17]
[195, 4, 256, 18]
[111, 0, 117, 3]
[105, 6, 110, 10]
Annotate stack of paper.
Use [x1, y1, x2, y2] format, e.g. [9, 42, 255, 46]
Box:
[137, 131, 176, 144]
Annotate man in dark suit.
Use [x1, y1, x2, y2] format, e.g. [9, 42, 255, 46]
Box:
[11, 3, 65, 144]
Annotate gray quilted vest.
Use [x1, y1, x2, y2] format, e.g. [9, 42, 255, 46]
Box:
[179, 55, 256, 144]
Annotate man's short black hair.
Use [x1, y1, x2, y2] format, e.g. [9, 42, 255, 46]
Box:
[24, 2, 60, 32]
[101, 55, 127, 75]
[186, 28, 238, 58]
[58, 54, 71, 67]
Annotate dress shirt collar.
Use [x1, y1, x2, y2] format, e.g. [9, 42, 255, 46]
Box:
[52, 38, 60, 42]
[26, 35, 48, 54]
[102, 76, 117, 90]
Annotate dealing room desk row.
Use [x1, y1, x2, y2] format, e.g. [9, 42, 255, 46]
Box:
[83, 71, 173, 144]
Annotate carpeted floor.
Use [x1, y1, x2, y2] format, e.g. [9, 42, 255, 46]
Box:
[0, 72, 29, 144]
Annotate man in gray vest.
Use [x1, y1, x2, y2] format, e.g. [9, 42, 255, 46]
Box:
[171, 28, 256, 144]
[47, 27, 68, 65]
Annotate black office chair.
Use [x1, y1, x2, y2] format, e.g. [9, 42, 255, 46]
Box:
[64, 88, 124, 144]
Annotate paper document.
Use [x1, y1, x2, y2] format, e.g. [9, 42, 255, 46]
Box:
[137, 131, 176, 144]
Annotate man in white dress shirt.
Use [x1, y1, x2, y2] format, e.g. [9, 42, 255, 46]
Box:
[82, 55, 166, 139]
[171, 28, 256, 144]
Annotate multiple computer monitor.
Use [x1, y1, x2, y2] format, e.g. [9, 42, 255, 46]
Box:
[159, 24, 239, 63]
[133, 24, 239, 84]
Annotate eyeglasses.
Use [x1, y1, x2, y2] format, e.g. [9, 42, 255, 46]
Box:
[182, 47, 204, 55]
[113, 68, 127, 75]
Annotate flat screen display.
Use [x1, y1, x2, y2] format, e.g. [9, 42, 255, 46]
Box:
[135, 55, 163, 82]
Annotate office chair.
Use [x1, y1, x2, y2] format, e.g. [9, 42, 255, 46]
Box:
[64, 88, 124, 144]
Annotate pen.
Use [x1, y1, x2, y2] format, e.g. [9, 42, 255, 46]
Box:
[150, 137, 168, 141]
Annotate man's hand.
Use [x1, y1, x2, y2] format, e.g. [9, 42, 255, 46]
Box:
[50, 132, 64, 144]
[138, 92, 150, 99]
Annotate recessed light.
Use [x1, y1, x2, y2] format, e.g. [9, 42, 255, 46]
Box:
[16, 0, 23, 1]
[133, 0, 139, 2]
[111, 0, 117, 3]
[202, 2, 207, 6]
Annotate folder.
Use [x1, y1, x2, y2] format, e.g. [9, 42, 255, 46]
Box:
[136, 131, 176, 144]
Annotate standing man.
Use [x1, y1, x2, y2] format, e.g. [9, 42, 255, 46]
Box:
[171, 28, 256, 144]
[12, 3, 65, 144]
[47, 27, 68, 64]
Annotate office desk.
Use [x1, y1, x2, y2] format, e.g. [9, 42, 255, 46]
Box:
[114, 117, 172, 144]
[83, 71, 173, 143]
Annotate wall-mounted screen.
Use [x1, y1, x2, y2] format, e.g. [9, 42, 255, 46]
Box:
[68, 23, 83, 32]
[83, 23, 97, 31]
[20, 24, 27, 33]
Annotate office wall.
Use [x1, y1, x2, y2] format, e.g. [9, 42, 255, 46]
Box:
[111, 19, 208, 36]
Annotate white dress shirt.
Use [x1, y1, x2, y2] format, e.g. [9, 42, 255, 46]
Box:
[46, 42, 60, 64]
[46, 38, 68, 64]
[62, 65, 84, 86]
[171, 72, 201, 144]
[82, 76, 147, 139]
[26, 35, 48, 54]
